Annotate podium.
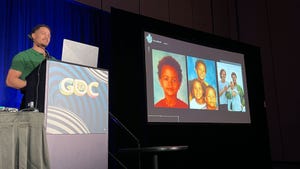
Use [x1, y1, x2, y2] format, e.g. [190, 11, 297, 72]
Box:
[24, 60, 109, 169]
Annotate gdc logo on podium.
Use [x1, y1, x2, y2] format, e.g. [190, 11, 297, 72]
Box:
[59, 78, 99, 98]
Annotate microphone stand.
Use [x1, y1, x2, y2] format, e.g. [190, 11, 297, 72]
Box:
[109, 112, 141, 169]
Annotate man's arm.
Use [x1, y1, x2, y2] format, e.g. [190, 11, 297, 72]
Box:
[6, 69, 27, 89]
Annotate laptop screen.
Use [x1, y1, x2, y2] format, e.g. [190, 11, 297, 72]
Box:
[61, 39, 99, 67]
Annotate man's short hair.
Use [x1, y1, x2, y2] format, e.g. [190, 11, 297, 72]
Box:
[30, 24, 51, 35]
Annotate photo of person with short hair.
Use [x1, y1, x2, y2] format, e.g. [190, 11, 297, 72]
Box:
[226, 72, 245, 111]
[153, 51, 188, 109]
[218, 69, 230, 110]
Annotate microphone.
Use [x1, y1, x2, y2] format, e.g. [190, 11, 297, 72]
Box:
[44, 48, 51, 59]
[27, 34, 33, 40]
[109, 112, 141, 169]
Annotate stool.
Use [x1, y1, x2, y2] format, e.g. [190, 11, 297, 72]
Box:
[119, 145, 188, 169]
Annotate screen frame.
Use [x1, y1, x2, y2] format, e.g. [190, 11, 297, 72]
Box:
[140, 18, 262, 126]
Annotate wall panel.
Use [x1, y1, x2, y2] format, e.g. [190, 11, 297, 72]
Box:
[211, 0, 231, 38]
[140, 0, 169, 22]
[236, 0, 281, 161]
[267, 0, 300, 161]
[75, 0, 101, 9]
[168, 0, 193, 29]
[102, 0, 140, 13]
[190, 0, 213, 33]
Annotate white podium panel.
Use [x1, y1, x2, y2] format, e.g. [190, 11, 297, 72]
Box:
[44, 60, 108, 169]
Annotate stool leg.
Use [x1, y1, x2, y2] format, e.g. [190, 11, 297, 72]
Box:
[153, 154, 158, 169]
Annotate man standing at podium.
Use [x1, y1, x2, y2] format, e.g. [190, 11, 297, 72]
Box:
[6, 24, 51, 108]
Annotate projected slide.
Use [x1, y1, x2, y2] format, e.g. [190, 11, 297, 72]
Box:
[144, 31, 250, 124]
